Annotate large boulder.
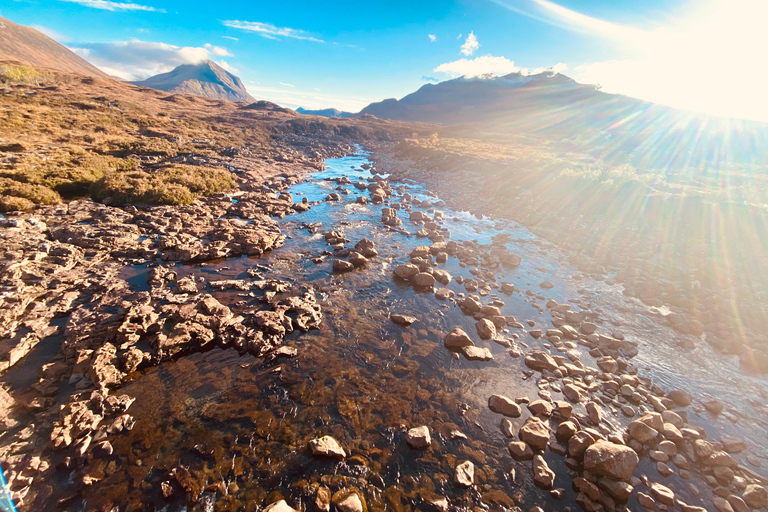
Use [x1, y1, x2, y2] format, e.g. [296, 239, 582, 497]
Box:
[583, 440, 639, 481]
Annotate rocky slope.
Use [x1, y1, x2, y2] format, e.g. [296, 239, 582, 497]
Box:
[131, 60, 256, 103]
[0, 16, 109, 78]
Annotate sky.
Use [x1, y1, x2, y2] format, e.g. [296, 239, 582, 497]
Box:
[2, 0, 768, 120]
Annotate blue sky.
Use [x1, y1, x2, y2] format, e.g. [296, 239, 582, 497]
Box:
[3, 0, 767, 120]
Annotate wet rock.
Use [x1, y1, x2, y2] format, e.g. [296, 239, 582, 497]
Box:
[597, 478, 633, 502]
[461, 346, 493, 361]
[393, 263, 420, 279]
[500, 419, 516, 438]
[390, 314, 418, 327]
[508, 441, 534, 460]
[562, 384, 586, 403]
[488, 395, 522, 417]
[354, 238, 378, 258]
[432, 269, 452, 284]
[519, 416, 550, 451]
[475, 318, 496, 340]
[649, 483, 675, 505]
[316, 487, 332, 512]
[636, 492, 655, 509]
[335, 493, 363, 512]
[629, 419, 659, 443]
[540, 281, 554, 289]
[444, 328, 474, 349]
[668, 390, 693, 407]
[405, 426, 431, 449]
[308, 436, 346, 459]
[727, 495, 749, 512]
[568, 430, 596, 458]
[573, 477, 601, 502]
[348, 252, 368, 267]
[333, 259, 354, 273]
[720, 436, 747, 454]
[528, 400, 553, 417]
[525, 351, 559, 372]
[501, 282, 515, 294]
[555, 421, 578, 441]
[533, 455, 555, 489]
[586, 401, 602, 425]
[264, 500, 299, 512]
[412, 273, 436, 287]
[742, 484, 768, 508]
[454, 460, 474, 487]
[583, 440, 639, 480]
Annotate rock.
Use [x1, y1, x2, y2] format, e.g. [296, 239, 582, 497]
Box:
[727, 495, 749, 512]
[667, 390, 693, 406]
[308, 436, 346, 458]
[412, 273, 436, 287]
[562, 384, 586, 403]
[393, 264, 420, 279]
[348, 252, 368, 267]
[573, 477, 601, 501]
[519, 416, 550, 451]
[454, 460, 474, 487]
[354, 238, 378, 258]
[597, 478, 633, 502]
[629, 419, 659, 443]
[475, 318, 496, 340]
[264, 500, 298, 512]
[721, 436, 747, 454]
[596, 356, 619, 374]
[461, 346, 493, 361]
[583, 440, 639, 480]
[581, 322, 597, 335]
[316, 487, 331, 512]
[488, 395, 522, 417]
[714, 497, 735, 512]
[528, 400, 553, 417]
[650, 483, 675, 506]
[568, 430, 596, 459]
[508, 441, 534, 460]
[501, 282, 515, 294]
[743, 484, 768, 509]
[433, 269, 451, 284]
[333, 259, 354, 272]
[390, 314, 417, 326]
[541, 281, 554, 289]
[405, 426, 431, 449]
[586, 401, 602, 424]
[336, 493, 363, 512]
[525, 351, 559, 372]
[533, 455, 555, 489]
[555, 421, 578, 441]
[444, 328, 474, 349]
[636, 492, 655, 509]
[704, 399, 724, 415]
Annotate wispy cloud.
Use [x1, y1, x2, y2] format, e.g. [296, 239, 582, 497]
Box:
[204, 43, 232, 57]
[460, 31, 479, 56]
[428, 34, 437, 42]
[279, 82, 295, 88]
[245, 84, 369, 112]
[32, 25, 70, 42]
[68, 40, 233, 80]
[58, 0, 164, 13]
[222, 20, 324, 43]
[435, 55, 518, 77]
[222, 36, 239, 41]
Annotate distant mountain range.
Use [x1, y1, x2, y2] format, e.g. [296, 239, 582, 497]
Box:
[0, 15, 109, 78]
[296, 107, 354, 118]
[131, 60, 255, 103]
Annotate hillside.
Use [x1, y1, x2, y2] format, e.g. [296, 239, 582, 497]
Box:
[297, 107, 353, 118]
[0, 15, 108, 78]
[131, 60, 256, 103]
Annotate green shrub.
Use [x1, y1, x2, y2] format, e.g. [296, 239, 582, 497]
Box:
[0, 177, 61, 209]
[0, 195, 35, 213]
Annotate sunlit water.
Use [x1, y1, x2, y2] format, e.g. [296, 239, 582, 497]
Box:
[50, 151, 768, 511]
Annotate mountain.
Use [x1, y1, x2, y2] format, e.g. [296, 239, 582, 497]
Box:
[296, 107, 353, 118]
[0, 15, 109, 78]
[359, 71, 768, 169]
[132, 60, 255, 103]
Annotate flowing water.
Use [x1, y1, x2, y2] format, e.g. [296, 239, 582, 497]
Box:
[58, 151, 768, 511]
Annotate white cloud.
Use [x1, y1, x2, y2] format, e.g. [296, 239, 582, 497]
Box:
[216, 60, 239, 74]
[428, 34, 437, 42]
[68, 40, 232, 80]
[32, 25, 70, 43]
[204, 43, 232, 57]
[222, 36, 239, 41]
[58, 0, 163, 12]
[245, 84, 369, 112]
[279, 82, 295, 88]
[434, 55, 520, 77]
[460, 31, 479, 56]
[457, 33, 463, 40]
[222, 20, 324, 43]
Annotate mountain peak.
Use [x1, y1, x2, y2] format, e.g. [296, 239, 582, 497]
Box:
[131, 60, 255, 103]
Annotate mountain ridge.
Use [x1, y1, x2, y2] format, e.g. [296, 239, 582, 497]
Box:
[131, 60, 255, 103]
[0, 15, 109, 78]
